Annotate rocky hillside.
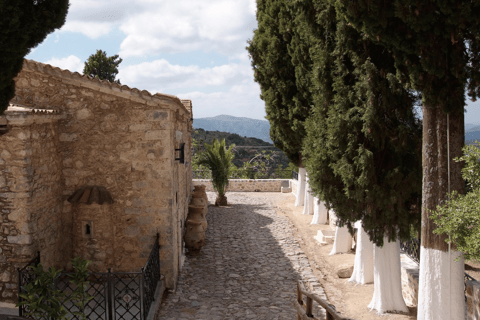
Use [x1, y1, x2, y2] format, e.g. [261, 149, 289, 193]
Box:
[193, 115, 272, 143]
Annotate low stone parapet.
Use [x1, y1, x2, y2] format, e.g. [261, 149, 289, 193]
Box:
[466, 278, 480, 320]
[400, 253, 419, 307]
[193, 179, 290, 192]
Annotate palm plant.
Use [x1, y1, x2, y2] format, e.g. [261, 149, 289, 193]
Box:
[197, 139, 235, 206]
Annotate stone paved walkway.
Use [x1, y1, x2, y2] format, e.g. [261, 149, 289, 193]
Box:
[158, 192, 327, 320]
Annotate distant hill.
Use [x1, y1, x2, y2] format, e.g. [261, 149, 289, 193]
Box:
[466, 126, 480, 144]
[193, 115, 272, 143]
[192, 128, 290, 174]
[192, 128, 272, 147]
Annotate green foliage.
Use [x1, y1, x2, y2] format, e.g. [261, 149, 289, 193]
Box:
[432, 141, 480, 261]
[83, 50, 123, 84]
[297, 0, 423, 246]
[197, 139, 236, 196]
[191, 131, 211, 179]
[0, 0, 69, 113]
[68, 257, 95, 320]
[247, 0, 313, 165]
[17, 257, 94, 320]
[334, 0, 479, 115]
[17, 264, 69, 320]
[192, 128, 272, 147]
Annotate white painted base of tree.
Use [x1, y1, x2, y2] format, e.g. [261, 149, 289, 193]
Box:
[311, 198, 328, 224]
[302, 178, 314, 215]
[417, 246, 465, 320]
[294, 167, 306, 207]
[329, 226, 352, 255]
[368, 238, 408, 314]
[349, 222, 374, 284]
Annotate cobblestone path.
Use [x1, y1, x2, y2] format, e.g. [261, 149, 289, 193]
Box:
[158, 192, 327, 320]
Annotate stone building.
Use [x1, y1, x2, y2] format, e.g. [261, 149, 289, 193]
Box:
[0, 59, 193, 302]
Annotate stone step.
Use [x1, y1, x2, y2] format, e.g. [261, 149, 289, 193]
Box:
[313, 229, 335, 245]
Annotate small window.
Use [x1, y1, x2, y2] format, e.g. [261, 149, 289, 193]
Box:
[83, 221, 93, 238]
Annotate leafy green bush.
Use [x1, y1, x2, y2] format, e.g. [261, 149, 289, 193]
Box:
[432, 141, 480, 261]
[17, 257, 94, 320]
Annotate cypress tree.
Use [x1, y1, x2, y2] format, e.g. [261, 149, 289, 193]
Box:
[334, 1, 480, 317]
[297, 0, 422, 247]
[246, 0, 313, 166]
[0, 0, 69, 114]
[298, 0, 422, 312]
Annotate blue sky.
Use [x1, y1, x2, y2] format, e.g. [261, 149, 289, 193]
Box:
[26, 0, 265, 120]
[25, 0, 480, 125]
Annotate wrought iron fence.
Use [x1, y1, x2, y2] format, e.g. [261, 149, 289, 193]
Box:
[18, 235, 160, 320]
[142, 233, 160, 318]
[292, 170, 298, 180]
[17, 251, 41, 317]
[400, 238, 420, 264]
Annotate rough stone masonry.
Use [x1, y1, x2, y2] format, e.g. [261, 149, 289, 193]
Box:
[0, 59, 193, 302]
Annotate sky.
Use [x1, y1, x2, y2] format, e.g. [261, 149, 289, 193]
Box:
[26, 0, 480, 125]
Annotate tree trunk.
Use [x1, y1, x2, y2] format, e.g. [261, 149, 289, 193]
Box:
[302, 176, 314, 215]
[215, 194, 228, 206]
[418, 106, 465, 320]
[295, 167, 306, 207]
[368, 238, 408, 314]
[349, 222, 374, 284]
[311, 198, 328, 224]
[329, 226, 352, 255]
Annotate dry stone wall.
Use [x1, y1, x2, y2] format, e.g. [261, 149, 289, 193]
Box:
[193, 179, 289, 192]
[0, 110, 64, 302]
[0, 59, 193, 298]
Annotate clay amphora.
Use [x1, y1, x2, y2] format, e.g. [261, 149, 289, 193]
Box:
[194, 185, 206, 193]
[189, 197, 208, 215]
[184, 220, 205, 254]
[188, 205, 207, 230]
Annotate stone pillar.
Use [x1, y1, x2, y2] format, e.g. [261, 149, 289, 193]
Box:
[0, 106, 64, 302]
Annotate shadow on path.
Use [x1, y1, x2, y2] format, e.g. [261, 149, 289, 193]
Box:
[158, 192, 325, 320]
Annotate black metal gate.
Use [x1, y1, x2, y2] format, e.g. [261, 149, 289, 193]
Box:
[18, 234, 160, 320]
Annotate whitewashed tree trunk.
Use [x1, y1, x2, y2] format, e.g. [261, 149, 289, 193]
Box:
[302, 176, 314, 215]
[329, 226, 352, 255]
[368, 238, 408, 314]
[417, 247, 465, 320]
[311, 198, 328, 224]
[349, 222, 374, 284]
[294, 167, 306, 207]
[418, 107, 465, 319]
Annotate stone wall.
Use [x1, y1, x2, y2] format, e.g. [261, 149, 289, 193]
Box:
[0, 109, 64, 302]
[466, 278, 480, 320]
[0, 59, 192, 297]
[291, 179, 298, 197]
[193, 179, 289, 192]
[400, 253, 419, 307]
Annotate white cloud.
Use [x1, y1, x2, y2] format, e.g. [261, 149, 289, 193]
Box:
[59, 0, 257, 57]
[62, 21, 113, 39]
[117, 59, 253, 91]
[45, 55, 84, 73]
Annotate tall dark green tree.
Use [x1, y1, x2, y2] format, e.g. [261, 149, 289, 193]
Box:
[83, 50, 123, 84]
[334, 1, 480, 317]
[293, 0, 422, 312]
[246, 0, 313, 166]
[0, 0, 69, 114]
